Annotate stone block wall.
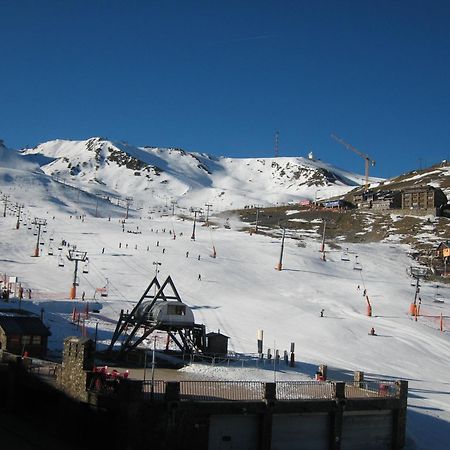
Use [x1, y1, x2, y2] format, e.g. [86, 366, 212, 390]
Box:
[57, 336, 94, 402]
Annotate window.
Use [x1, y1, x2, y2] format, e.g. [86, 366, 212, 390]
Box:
[32, 336, 41, 345]
[22, 335, 31, 345]
[167, 304, 186, 316]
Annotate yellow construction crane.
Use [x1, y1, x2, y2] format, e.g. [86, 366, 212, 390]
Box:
[330, 134, 376, 190]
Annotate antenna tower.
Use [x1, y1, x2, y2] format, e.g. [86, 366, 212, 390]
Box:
[274, 130, 279, 158]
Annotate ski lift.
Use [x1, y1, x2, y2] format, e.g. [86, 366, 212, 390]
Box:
[82, 258, 89, 274]
[353, 255, 363, 271]
[58, 256, 65, 267]
[341, 249, 350, 261]
[39, 241, 45, 246]
[48, 244, 54, 256]
[95, 278, 109, 298]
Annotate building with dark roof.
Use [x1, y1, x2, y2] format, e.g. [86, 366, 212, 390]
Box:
[0, 311, 51, 357]
[205, 331, 229, 356]
[401, 186, 447, 211]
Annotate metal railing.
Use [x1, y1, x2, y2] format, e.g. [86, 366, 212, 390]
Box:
[345, 381, 398, 399]
[142, 380, 166, 400]
[179, 381, 266, 401]
[277, 381, 335, 400]
[139, 379, 399, 402]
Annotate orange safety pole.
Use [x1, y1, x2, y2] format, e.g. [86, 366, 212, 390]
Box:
[409, 303, 417, 316]
[366, 296, 372, 317]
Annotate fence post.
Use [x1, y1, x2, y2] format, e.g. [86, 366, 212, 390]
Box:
[330, 382, 345, 450]
[354, 371, 364, 387]
[165, 381, 180, 402]
[261, 383, 275, 450]
[392, 380, 408, 449]
[264, 382, 276, 403]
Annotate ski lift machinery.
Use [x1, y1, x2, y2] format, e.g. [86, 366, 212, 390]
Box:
[107, 275, 206, 358]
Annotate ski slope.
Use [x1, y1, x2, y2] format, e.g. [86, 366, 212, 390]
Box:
[0, 204, 449, 449]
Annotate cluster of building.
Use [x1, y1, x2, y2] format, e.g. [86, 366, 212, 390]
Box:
[352, 185, 448, 215]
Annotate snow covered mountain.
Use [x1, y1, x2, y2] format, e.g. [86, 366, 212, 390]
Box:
[20, 137, 382, 210]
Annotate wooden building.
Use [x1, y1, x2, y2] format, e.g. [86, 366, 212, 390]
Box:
[436, 241, 450, 259]
[0, 311, 51, 358]
[205, 331, 229, 356]
[401, 186, 447, 210]
[353, 190, 402, 210]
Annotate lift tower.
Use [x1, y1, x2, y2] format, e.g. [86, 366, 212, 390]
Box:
[331, 134, 376, 190]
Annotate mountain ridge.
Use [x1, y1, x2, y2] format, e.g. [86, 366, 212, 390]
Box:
[19, 137, 382, 211]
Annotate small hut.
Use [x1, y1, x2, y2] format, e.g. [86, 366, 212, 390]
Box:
[0, 311, 51, 357]
[205, 331, 229, 356]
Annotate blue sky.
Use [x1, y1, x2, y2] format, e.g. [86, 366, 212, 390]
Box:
[1, 0, 450, 178]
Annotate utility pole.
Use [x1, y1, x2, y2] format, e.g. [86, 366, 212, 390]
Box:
[2, 194, 10, 217]
[171, 200, 177, 216]
[204, 204, 212, 226]
[125, 197, 133, 219]
[321, 219, 327, 253]
[153, 261, 161, 279]
[67, 249, 87, 300]
[32, 218, 47, 257]
[16, 203, 24, 230]
[153, 261, 162, 296]
[190, 208, 201, 240]
[274, 130, 279, 158]
[255, 208, 261, 233]
[275, 226, 286, 271]
[410, 277, 421, 316]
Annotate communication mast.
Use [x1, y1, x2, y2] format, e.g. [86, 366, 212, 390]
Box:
[331, 134, 376, 190]
[274, 130, 279, 158]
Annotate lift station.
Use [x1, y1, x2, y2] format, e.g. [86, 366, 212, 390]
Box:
[107, 275, 206, 358]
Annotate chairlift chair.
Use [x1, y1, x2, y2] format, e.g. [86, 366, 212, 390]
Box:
[341, 250, 350, 261]
[82, 259, 89, 274]
[58, 251, 65, 267]
[48, 245, 54, 256]
[100, 278, 109, 297]
[353, 256, 363, 271]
